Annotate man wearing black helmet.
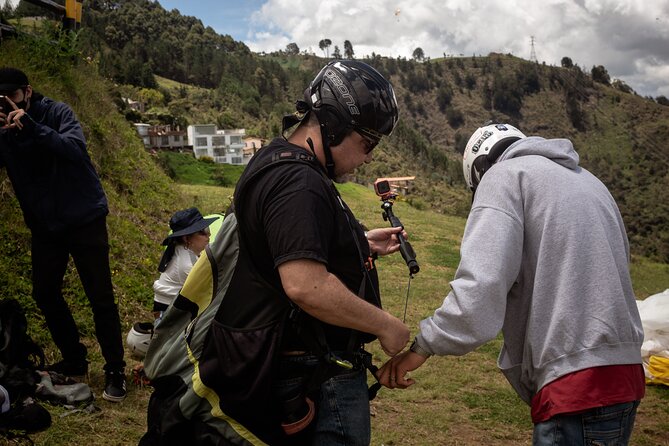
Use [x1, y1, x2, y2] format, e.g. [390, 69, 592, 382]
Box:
[378, 123, 644, 445]
[0, 67, 127, 402]
[226, 60, 409, 445]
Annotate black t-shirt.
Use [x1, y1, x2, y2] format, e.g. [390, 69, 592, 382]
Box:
[217, 138, 380, 351]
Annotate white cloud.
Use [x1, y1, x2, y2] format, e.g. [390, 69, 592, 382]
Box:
[246, 0, 669, 97]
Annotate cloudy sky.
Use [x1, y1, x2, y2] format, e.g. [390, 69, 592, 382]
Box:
[3, 0, 667, 97]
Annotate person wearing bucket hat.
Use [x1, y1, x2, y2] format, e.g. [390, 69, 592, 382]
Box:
[152, 208, 218, 323]
[0, 67, 128, 403]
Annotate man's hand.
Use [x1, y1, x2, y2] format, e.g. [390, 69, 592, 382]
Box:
[376, 350, 428, 389]
[0, 96, 24, 130]
[376, 314, 410, 357]
[366, 227, 408, 257]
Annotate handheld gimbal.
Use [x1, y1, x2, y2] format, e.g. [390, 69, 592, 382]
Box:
[373, 179, 419, 276]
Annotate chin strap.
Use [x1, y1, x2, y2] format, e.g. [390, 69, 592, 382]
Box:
[315, 110, 336, 179]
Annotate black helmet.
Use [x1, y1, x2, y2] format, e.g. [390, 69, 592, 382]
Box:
[307, 60, 399, 146]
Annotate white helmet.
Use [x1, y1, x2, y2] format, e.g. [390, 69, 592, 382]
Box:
[463, 123, 526, 191]
[126, 322, 154, 358]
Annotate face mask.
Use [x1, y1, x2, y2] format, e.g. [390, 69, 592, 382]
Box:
[14, 88, 29, 110]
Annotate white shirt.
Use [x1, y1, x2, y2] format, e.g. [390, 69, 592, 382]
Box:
[153, 245, 198, 306]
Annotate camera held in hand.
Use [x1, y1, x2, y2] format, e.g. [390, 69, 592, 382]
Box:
[0, 95, 12, 123]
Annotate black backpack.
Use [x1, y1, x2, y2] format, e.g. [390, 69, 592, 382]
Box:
[0, 299, 45, 402]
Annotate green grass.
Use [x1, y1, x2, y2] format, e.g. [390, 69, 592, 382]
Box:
[156, 152, 245, 187]
[631, 256, 669, 299]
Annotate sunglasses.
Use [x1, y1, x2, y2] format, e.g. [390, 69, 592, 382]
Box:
[356, 130, 380, 154]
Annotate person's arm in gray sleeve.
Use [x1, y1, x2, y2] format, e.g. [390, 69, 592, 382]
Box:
[420, 206, 523, 355]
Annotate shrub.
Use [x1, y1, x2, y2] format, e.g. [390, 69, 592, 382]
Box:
[446, 107, 465, 128]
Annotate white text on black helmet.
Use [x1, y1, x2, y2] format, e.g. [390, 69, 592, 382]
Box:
[324, 69, 360, 116]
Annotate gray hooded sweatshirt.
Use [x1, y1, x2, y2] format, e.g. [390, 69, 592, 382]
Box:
[417, 136, 643, 404]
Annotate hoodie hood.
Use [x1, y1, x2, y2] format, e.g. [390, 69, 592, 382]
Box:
[497, 136, 579, 171]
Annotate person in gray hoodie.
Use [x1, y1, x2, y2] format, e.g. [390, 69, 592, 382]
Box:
[377, 123, 645, 445]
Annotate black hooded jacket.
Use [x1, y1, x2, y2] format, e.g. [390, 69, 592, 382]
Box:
[0, 96, 108, 233]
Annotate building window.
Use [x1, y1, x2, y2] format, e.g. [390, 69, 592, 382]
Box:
[212, 136, 225, 146]
[213, 148, 225, 157]
[195, 137, 208, 147]
[196, 149, 209, 157]
[173, 135, 180, 142]
[230, 135, 242, 144]
[161, 136, 169, 145]
[231, 157, 242, 164]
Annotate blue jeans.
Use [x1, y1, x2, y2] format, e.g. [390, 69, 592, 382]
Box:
[533, 401, 640, 446]
[273, 354, 371, 446]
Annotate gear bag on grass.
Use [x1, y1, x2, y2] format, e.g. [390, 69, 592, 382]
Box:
[141, 149, 379, 445]
[0, 299, 45, 402]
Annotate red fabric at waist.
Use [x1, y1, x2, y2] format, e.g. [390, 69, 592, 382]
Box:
[531, 364, 645, 423]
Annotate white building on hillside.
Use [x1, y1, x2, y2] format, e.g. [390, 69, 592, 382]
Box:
[187, 125, 248, 165]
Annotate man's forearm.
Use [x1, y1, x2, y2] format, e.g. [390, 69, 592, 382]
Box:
[281, 261, 390, 334]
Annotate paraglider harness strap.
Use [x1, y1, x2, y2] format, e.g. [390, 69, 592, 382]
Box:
[289, 308, 381, 401]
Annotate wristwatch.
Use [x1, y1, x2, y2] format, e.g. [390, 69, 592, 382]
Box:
[409, 338, 432, 358]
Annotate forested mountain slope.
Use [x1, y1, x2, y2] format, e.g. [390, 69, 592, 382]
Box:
[73, 0, 669, 260]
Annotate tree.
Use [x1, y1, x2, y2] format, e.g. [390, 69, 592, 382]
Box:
[656, 96, 669, 106]
[561, 57, 573, 68]
[332, 45, 341, 59]
[344, 40, 354, 59]
[412, 47, 425, 61]
[285, 42, 299, 55]
[612, 79, 634, 94]
[14, 0, 57, 19]
[319, 38, 332, 57]
[1, 1, 14, 18]
[138, 88, 164, 108]
[436, 85, 454, 112]
[565, 90, 585, 131]
[445, 107, 464, 128]
[591, 65, 610, 85]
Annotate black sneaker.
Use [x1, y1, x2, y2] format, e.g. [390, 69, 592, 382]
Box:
[103, 370, 127, 402]
[45, 359, 88, 379]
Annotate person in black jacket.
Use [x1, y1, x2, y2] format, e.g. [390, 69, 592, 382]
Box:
[0, 67, 126, 402]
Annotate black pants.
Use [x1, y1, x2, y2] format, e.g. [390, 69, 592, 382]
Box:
[31, 216, 125, 372]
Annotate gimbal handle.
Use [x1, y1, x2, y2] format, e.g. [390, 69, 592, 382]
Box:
[381, 200, 419, 276]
